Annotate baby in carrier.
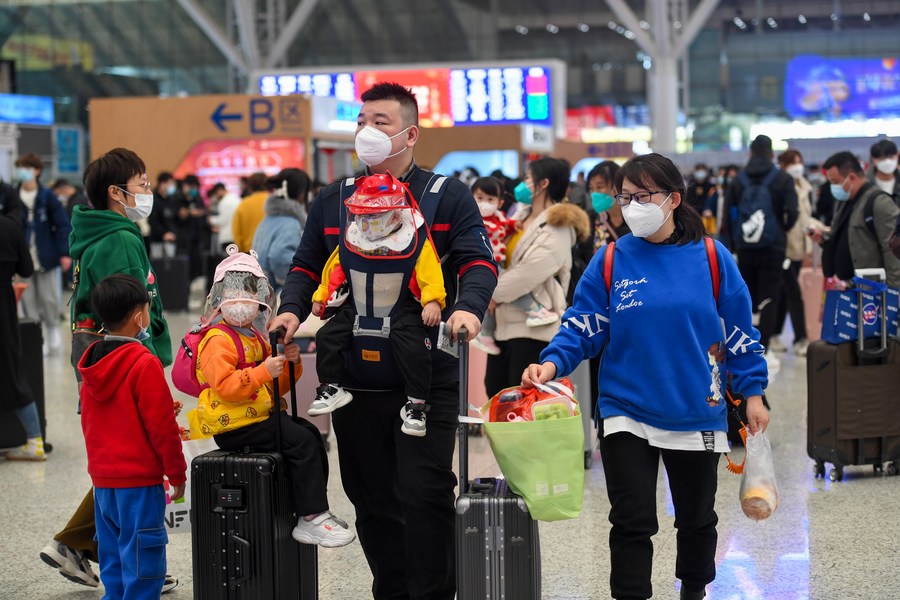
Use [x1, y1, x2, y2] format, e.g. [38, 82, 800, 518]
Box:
[308, 172, 446, 437]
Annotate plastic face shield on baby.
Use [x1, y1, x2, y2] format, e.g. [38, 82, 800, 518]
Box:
[202, 244, 275, 331]
[343, 172, 423, 258]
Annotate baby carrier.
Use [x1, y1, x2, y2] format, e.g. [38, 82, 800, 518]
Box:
[336, 172, 448, 391]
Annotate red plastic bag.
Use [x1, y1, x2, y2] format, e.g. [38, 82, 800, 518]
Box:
[487, 378, 575, 423]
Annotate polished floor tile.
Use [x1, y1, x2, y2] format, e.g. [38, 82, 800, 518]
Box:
[2, 302, 899, 599]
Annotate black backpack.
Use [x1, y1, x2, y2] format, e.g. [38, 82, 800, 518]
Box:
[731, 169, 779, 250]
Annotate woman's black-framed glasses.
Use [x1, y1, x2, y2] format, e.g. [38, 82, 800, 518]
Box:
[614, 190, 670, 206]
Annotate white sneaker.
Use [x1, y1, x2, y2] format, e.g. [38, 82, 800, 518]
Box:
[525, 306, 559, 327]
[768, 337, 786, 353]
[793, 339, 809, 357]
[765, 351, 781, 373]
[308, 384, 353, 416]
[39, 540, 99, 588]
[292, 512, 355, 547]
[470, 335, 500, 355]
[162, 573, 178, 594]
[400, 402, 427, 437]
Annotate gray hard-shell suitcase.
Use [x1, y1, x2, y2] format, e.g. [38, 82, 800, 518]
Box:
[807, 278, 900, 482]
[191, 331, 318, 599]
[454, 328, 541, 599]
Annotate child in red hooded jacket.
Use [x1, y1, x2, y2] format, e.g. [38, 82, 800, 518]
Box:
[78, 274, 186, 599]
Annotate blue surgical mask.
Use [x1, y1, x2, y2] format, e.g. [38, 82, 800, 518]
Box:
[165, 183, 177, 196]
[831, 178, 850, 202]
[514, 181, 533, 205]
[136, 316, 150, 342]
[591, 191, 615, 213]
[16, 167, 35, 183]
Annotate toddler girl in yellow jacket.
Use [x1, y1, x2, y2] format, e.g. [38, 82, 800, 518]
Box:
[188, 245, 355, 547]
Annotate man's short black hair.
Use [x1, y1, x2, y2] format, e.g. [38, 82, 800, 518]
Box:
[823, 151, 863, 176]
[870, 139, 898, 159]
[183, 174, 200, 188]
[248, 172, 267, 192]
[209, 182, 226, 195]
[51, 178, 73, 190]
[157, 171, 174, 184]
[91, 274, 150, 331]
[83, 148, 146, 211]
[360, 82, 419, 127]
[750, 135, 773, 158]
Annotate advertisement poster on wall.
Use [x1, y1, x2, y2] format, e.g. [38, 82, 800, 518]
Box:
[785, 56, 900, 120]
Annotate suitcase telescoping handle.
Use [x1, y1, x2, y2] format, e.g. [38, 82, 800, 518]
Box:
[457, 327, 469, 494]
[852, 273, 890, 360]
[269, 329, 285, 453]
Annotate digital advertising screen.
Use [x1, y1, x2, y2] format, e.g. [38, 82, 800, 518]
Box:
[0, 93, 54, 125]
[173, 138, 306, 197]
[785, 56, 900, 120]
[257, 64, 554, 128]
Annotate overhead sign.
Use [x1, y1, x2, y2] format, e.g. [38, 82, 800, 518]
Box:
[89, 94, 315, 186]
[0, 93, 54, 125]
[257, 64, 555, 128]
[206, 97, 308, 135]
[785, 56, 900, 120]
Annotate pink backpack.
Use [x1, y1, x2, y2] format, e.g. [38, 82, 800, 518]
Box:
[171, 323, 268, 397]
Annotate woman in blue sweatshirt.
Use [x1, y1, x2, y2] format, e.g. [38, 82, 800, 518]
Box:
[523, 153, 769, 600]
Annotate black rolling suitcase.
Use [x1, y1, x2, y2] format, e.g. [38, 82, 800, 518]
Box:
[454, 328, 541, 599]
[153, 255, 190, 312]
[191, 332, 318, 599]
[0, 320, 47, 449]
[807, 279, 900, 482]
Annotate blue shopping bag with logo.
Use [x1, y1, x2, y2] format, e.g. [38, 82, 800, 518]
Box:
[821, 277, 899, 345]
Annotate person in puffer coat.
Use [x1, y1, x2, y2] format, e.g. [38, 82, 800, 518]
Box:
[253, 168, 311, 297]
[485, 157, 591, 397]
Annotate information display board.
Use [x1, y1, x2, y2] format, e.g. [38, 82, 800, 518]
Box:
[257, 62, 557, 129]
[0, 93, 54, 125]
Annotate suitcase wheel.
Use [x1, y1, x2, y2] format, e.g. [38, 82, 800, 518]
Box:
[829, 467, 843, 482]
[873, 463, 884, 475]
[467, 424, 483, 437]
[813, 461, 825, 480]
[887, 462, 900, 477]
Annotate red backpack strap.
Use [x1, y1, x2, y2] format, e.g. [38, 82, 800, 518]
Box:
[704, 236, 720, 305]
[211, 324, 248, 365]
[252, 328, 270, 360]
[603, 242, 616, 295]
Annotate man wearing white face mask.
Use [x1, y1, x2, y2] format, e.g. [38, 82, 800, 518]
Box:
[41, 147, 179, 593]
[815, 151, 900, 289]
[271, 82, 497, 600]
[867, 139, 900, 207]
[14, 153, 72, 357]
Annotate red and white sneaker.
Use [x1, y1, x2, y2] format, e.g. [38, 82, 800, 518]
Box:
[292, 512, 355, 547]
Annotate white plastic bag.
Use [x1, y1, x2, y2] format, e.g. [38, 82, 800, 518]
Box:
[164, 436, 219, 533]
[739, 430, 779, 521]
